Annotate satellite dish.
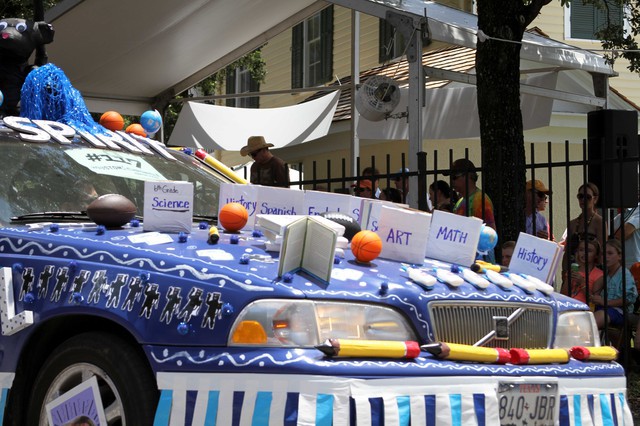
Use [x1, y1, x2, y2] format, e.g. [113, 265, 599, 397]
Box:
[355, 75, 401, 121]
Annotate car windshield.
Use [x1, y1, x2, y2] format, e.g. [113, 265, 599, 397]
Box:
[1, 138, 229, 225]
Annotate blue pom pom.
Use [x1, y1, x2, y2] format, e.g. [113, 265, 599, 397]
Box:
[239, 254, 250, 264]
[333, 256, 340, 265]
[49, 223, 59, 232]
[178, 232, 188, 243]
[230, 235, 240, 244]
[222, 303, 234, 316]
[130, 219, 140, 227]
[12, 263, 23, 273]
[139, 272, 150, 284]
[252, 230, 263, 238]
[177, 322, 189, 335]
[96, 225, 106, 235]
[24, 292, 35, 304]
[72, 292, 84, 304]
[283, 273, 294, 283]
[199, 221, 209, 230]
[450, 264, 460, 273]
[182, 147, 193, 156]
[379, 282, 389, 296]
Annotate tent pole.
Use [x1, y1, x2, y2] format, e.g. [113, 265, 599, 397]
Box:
[350, 10, 361, 177]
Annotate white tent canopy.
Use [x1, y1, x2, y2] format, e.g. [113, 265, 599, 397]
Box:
[168, 91, 340, 151]
[358, 72, 558, 140]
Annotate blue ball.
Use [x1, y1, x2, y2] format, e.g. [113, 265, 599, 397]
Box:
[477, 225, 498, 253]
[140, 109, 162, 134]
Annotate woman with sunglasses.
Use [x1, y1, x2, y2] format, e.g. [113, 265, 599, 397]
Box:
[561, 182, 606, 276]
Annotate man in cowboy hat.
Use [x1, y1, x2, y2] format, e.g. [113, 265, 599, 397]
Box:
[240, 136, 289, 187]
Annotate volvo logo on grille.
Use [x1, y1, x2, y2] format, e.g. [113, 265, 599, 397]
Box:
[494, 316, 509, 340]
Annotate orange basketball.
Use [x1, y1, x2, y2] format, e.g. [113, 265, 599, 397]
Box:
[125, 123, 147, 137]
[218, 202, 249, 232]
[99, 111, 124, 131]
[350, 230, 382, 263]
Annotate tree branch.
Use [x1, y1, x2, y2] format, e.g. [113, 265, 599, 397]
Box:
[522, 0, 553, 28]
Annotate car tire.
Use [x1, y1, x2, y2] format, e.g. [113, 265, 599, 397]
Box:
[25, 332, 158, 426]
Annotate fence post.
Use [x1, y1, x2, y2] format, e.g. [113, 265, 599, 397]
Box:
[417, 151, 427, 212]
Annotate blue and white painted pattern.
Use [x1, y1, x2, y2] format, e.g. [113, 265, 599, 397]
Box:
[153, 373, 631, 426]
[0, 373, 14, 425]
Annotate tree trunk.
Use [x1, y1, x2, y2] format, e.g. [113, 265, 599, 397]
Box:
[476, 0, 527, 250]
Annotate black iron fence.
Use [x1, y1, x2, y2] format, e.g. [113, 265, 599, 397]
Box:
[237, 134, 640, 370]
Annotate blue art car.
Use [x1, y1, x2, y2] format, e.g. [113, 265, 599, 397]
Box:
[0, 114, 631, 426]
[0, 60, 633, 424]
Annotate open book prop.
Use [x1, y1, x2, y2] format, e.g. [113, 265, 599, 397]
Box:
[143, 181, 193, 233]
[424, 210, 483, 266]
[256, 214, 348, 255]
[507, 232, 563, 284]
[276, 215, 345, 282]
[375, 205, 432, 264]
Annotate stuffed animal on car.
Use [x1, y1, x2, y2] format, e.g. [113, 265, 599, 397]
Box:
[0, 18, 54, 117]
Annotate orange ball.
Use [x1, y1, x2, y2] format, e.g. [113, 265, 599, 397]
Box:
[99, 111, 124, 131]
[218, 202, 249, 232]
[125, 123, 147, 137]
[350, 230, 382, 263]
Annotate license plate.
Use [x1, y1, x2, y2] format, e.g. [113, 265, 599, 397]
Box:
[498, 382, 558, 426]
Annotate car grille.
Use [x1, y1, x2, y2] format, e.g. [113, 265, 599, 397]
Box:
[429, 301, 552, 349]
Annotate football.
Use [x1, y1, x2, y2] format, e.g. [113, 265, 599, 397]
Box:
[87, 194, 137, 228]
[319, 211, 361, 241]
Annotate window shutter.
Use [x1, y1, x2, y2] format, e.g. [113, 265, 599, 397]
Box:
[571, 0, 623, 40]
[379, 19, 394, 63]
[319, 5, 334, 85]
[291, 23, 304, 89]
[247, 77, 260, 108]
[225, 68, 236, 107]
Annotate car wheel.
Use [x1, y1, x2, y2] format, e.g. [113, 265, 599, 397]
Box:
[26, 332, 158, 426]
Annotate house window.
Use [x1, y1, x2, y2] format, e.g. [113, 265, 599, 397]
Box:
[379, 19, 406, 62]
[226, 66, 259, 108]
[291, 5, 333, 88]
[567, 0, 623, 40]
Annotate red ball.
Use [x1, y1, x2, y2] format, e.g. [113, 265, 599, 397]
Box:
[350, 230, 382, 263]
[126, 123, 147, 137]
[218, 202, 249, 232]
[99, 111, 124, 131]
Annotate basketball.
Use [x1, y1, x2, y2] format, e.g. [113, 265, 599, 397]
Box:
[350, 230, 382, 263]
[99, 111, 124, 131]
[218, 202, 249, 232]
[125, 123, 147, 137]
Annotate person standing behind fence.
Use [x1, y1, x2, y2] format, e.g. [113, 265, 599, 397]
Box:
[446, 158, 496, 262]
[240, 136, 290, 187]
[561, 182, 606, 275]
[590, 239, 637, 330]
[362, 167, 382, 199]
[428, 180, 455, 212]
[524, 179, 552, 240]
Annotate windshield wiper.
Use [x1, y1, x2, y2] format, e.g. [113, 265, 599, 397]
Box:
[11, 211, 91, 224]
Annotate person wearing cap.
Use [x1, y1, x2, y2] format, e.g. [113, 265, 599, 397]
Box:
[446, 158, 496, 262]
[352, 179, 373, 198]
[240, 136, 290, 187]
[525, 179, 552, 240]
[362, 167, 381, 199]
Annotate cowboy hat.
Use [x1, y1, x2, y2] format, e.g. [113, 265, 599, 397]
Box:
[240, 136, 274, 156]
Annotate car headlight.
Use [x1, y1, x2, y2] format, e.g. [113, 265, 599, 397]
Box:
[554, 310, 600, 348]
[229, 300, 417, 347]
